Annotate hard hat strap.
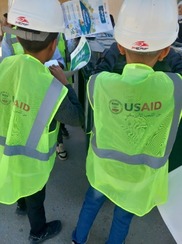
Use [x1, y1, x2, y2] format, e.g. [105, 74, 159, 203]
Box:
[2, 26, 49, 41]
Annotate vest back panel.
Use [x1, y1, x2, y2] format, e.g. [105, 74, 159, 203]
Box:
[0, 54, 68, 204]
[86, 64, 182, 216]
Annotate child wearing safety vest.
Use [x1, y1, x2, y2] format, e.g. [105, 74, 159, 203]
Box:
[72, 0, 182, 243]
[0, 0, 84, 243]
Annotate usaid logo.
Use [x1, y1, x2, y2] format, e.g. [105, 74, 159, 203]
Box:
[109, 100, 162, 114]
[109, 100, 123, 114]
[0, 91, 11, 105]
[124, 101, 162, 111]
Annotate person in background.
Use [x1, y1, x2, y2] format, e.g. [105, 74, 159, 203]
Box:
[0, 12, 24, 57]
[56, 122, 69, 160]
[56, 32, 73, 161]
[56, 35, 82, 161]
[72, 0, 181, 243]
[0, 13, 11, 41]
[0, 13, 65, 66]
[0, 0, 84, 243]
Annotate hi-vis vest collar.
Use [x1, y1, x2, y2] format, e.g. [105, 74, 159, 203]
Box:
[0, 77, 62, 161]
[88, 72, 182, 169]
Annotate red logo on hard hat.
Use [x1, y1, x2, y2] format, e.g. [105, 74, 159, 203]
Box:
[132, 41, 149, 51]
[15, 16, 29, 26]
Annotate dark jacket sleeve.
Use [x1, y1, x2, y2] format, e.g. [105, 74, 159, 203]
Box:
[164, 47, 182, 75]
[154, 48, 182, 74]
[93, 43, 182, 75]
[92, 42, 122, 74]
[54, 84, 84, 126]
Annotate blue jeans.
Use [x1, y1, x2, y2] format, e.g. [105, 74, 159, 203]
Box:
[72, 186, 134, 244]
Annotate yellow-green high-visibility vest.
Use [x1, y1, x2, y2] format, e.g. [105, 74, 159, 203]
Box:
[86, 63, 182, 216]
[57, 33, 72, 83]
[57, 33, 66, 64]
[5, 32, 24, 55]
[0, 54, 68, 204]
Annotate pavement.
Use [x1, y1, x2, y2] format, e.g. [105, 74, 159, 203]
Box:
[0, 126, 177, 244]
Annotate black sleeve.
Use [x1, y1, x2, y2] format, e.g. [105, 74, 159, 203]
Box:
[165, 47, 182, 75]
[54, 84, 84, 126]
[92, 42, 121, 74]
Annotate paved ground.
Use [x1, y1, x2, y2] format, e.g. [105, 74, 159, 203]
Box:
[0, 126, 176, 244]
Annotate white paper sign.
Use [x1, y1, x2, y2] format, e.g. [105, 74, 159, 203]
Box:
[158, 166, 182, 244]
[62, 0, 113, 40]
[44, 60, 59, 67]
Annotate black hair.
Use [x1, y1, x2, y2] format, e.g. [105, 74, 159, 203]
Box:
[17, 27, 58, 53]
[127, 49, 162, 57]
[3, 13, 8, 19]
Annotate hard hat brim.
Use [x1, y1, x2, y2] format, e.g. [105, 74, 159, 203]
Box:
[2, 26, 50, 41]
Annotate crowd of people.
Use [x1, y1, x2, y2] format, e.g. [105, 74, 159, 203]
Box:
[0, 0, 182, 244]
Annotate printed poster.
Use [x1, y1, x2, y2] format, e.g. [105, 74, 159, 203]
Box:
[62, 0, 113, 40]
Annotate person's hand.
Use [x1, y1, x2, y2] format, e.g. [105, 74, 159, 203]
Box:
[49, 65, 68, 86]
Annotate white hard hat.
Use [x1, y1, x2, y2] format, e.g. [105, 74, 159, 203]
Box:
[8, 0, 14, 10]
[114, 0, 179, 52]
[6, 0, 65, 38]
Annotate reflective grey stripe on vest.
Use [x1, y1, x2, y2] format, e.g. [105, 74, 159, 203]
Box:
[0, 136, 6, 146]
[5, 33, 17, 55]
[88, 74, 100, 107]
[165, 73, 182, 156]
[89, 72, 182, 169]
[1, 78, 63, 161]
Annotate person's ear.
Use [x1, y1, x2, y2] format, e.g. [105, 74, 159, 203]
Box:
[117, 43, 126, 55]
[49, 38, 57, 52]
[158, 46, 170, 61]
